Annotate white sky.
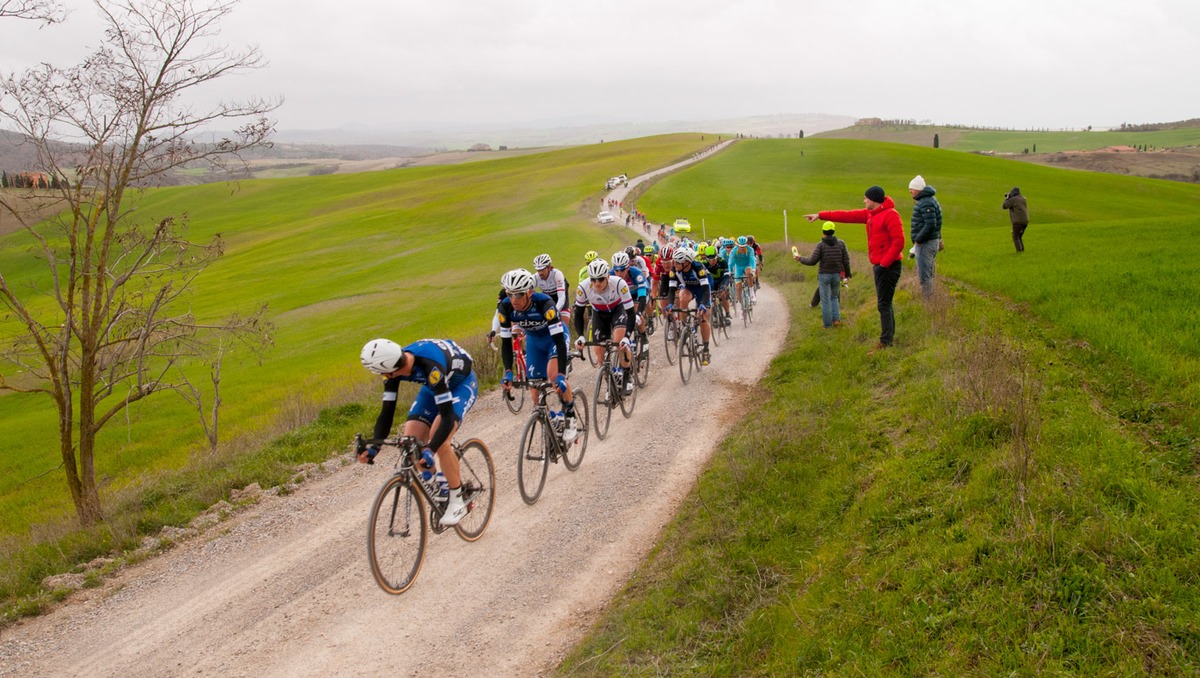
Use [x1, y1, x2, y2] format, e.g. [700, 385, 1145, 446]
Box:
[4, 0, 1198, 133]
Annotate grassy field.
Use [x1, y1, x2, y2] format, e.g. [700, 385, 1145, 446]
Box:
[558, 138, 1200, 673]
[818, 124, 1200, 154]
[0, 134, 715, 613]
[636, 139, 1200, 423]
[561, 246, 1200, 674]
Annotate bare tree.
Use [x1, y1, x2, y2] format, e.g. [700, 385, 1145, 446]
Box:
[0, 0, 278, 525]
[0, 0, 66, 24]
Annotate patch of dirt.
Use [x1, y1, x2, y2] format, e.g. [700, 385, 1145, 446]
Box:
[1016, 146, 1200, 183]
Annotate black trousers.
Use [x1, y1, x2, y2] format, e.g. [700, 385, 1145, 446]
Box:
[873, 261, 902, 346]
[1012, 223, 1028, 252]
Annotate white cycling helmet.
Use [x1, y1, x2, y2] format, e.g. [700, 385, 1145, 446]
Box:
[672, 247, 693, 264]
[501, 268, 536, 294]
[611, 251, 630, 269]
[361, 338, 405, 375]
[533, 253, 552, 271]
[587, 258, 610, 279]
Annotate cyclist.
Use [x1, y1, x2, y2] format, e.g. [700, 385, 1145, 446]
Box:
[666, 247, 713, 366]
[703, 245, 733, 327]
[577, 250, 600, 285]
[654, 244, 677, 336]
[611, 251, 649, 336]
[626, 246, 650, 277]
[573, 258, 637, 397]
[729, 236, 758, 305]
[498, 268, 579, 442]
[532, 253, 569, 326]
[359, 337, 478, 526]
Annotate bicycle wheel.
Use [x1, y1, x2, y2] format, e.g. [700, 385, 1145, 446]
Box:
[678, 328, 693, 385]
[719, 306, 731, 340]
[562, 389, 588, 471]
[634, 339, 651, 388]
[367, 475, 427, 595]
[742, 289, 752, 327]
[709, 311, 721, 347]
[664, 318, 678, 365]
[619, 360, 637, 419]
[516, 412, 550, 505]
[502, 384, 525, 414]
[586, 321, 599, 368]
[453, 439, 495, 541]
[592, 365, 614, 440]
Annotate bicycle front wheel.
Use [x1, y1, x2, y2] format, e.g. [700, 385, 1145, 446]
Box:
[562, 389, 588, 471]
[664, 319, 678, 365]
[517, 413, 550, 505]
[678, 329, 694, 385]
[503, 384, 525, 415]
[634, 340, 651, 388]
[454, 439, 495, 541]
[593, 367, 614, 440]
[619, 363, 637, 418]
[367, 476, 427, 595]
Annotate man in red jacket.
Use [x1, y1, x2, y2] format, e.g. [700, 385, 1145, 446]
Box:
[804, 185, 905, 350]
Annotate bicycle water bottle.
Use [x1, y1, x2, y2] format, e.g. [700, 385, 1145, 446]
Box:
[434, 471, 449, 503]
[550, 410, 565, 433]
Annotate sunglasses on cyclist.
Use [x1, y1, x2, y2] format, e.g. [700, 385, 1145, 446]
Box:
[612, 265, 628, 272]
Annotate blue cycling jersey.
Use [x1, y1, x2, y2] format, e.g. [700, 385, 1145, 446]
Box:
[618, 267, 649, 298]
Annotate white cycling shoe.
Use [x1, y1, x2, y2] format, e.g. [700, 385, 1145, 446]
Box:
[562, 416, 579, 443]
[439, 489, 468, 526]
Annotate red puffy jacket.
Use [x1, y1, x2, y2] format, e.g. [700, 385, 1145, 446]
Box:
[819, 197, 906, 267]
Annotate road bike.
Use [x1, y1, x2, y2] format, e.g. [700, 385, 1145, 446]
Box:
[491, 328, 527, 414]
[662, 307, 682, 365]
[675, 308, 707, 385]
[584, 340, 636, 440]
[712, 287, 732, 342]
[356, 434, 495, 595]
[735, 276, 754, 327]
[631, 325, 651, 388]
[517, 379, 590, 504]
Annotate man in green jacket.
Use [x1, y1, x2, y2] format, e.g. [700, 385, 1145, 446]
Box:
[1003, 187, 1029, 252]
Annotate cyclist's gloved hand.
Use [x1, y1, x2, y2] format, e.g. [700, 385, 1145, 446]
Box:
[419, 448, 436, 470]
[357, 444, 379, 465]
[502, 369, 513, 386]
[698, 304, 709, 313]
[574, 336, 586, 350]
[620, 337, 632, 349]
[666, 304, 674, 311]
[554, 373, 569, 394]
[487, 330, 496, 342]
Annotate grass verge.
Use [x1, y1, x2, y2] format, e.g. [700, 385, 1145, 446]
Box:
[558, 246, 1200, 674]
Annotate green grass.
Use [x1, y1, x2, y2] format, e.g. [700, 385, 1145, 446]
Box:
[636, 139, 1200, 429]
[560, 246, 1200, 674]
[0, 134, 715, 606]
[817, 124, 1200, 153]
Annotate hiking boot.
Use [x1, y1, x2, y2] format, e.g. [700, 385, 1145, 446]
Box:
[439, 488, 468, 526]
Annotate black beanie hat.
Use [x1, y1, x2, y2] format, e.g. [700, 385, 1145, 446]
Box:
[865, 185, 886, 203]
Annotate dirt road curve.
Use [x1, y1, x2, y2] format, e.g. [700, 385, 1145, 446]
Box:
[0, 145, 788, 678]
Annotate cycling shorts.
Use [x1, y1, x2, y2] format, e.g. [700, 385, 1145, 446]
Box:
[524, 329, 569, 380]
[407, 373, 479, 426]
[591, 308, 629, 343]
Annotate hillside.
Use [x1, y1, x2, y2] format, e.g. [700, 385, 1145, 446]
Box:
[560, 138, 1200, 673]
[816, 122, 1200, 183]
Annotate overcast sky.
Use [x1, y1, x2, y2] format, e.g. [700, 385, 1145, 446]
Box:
[4, 0, 1198, 133]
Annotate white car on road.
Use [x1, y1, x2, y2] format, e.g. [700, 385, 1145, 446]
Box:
[597, 211, 615, 224]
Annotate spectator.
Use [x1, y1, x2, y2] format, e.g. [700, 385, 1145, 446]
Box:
[907, 175, 942, 298]
[1003, 187, 1029, 252]
[793, 221, 851, 328]
[804, 185, 905, 351]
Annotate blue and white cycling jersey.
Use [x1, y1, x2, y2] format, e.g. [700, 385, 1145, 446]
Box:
[619, 266, 649, 299]
[374, 338, 478, 450]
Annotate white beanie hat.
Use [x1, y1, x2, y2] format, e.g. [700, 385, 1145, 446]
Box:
[909, 175, 926, 191]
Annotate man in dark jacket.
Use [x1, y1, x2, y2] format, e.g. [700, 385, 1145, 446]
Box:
[794, 222, 851, 328]
[908, 175, 942, 297]
[1003, 187, 1029, 252]
[805, 185, 905, 350]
